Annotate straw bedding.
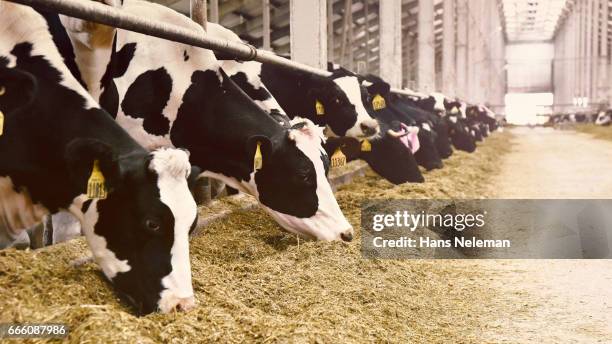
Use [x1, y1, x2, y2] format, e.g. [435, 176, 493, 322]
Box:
[570, 123, 612, 142]
[0, 131, 512, 343]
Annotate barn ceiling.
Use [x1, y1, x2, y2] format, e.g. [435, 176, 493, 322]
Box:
[501, 0, 569, 42]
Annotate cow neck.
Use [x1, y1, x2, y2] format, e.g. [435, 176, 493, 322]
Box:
[171, 70, 286, 182]
[260, 64, 324, 124]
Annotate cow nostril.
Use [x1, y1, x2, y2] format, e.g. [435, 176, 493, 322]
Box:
[176, 296, 196, 312]
[360, 123, 377, 136]
[340, 230, 353, 242]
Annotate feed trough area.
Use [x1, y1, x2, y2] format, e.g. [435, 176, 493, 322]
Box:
[1, 0, 612, 343]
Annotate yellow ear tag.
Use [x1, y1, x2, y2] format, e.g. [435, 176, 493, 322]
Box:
[330, 147, 346, 168]
[361, 139, 372, 152]
[0, 111, 4, 136]
[253, 141, 263, 171]
[87, 160, 107, 199]
[315, 100, 325, 116]
[372, 94, 386, 110]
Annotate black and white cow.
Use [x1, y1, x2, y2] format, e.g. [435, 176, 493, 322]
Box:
[363, 75, 454, 161]
[0, 2, 198, 315]
[357, 75, 443, 170]
[55, 0, 353, 241]
[258, 63, 380, 140]
[595, 110, 611, 126]
[443, 99, 477, 152]
[209, 23, 423, 184]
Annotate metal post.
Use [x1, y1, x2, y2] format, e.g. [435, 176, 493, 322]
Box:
[456, 0, 468, 99]
[417, 0, 435, 93]
[599, 0, 608, 102]
[585, 0, 593, 103]
[190, 0, 207, 30]
[327, 0, 334, 61]
[379, 0, 402, 88]
[290, 0, 327, 69]
[364, 0, 370, 71]
[190, 0, 211, 204]
[340, 0, 351, 66]
[442, 0, 455, 96]
[262, 0, 271, 50]
[209, 0, 219, 23]
[576, 0, 583, 103]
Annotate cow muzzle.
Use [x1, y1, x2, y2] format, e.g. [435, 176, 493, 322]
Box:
[360, 119, 380, 137]
[159, 294, 196, 313]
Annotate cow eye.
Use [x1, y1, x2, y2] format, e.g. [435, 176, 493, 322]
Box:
[145, 219, 160, 232]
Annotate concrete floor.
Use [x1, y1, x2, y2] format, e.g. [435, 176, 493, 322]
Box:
[473, 127, 612, 342]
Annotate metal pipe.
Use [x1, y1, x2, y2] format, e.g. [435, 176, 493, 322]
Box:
[8, 0, 447, 99]
[262, 0, 271, 50]
[8, 0, 331, 77]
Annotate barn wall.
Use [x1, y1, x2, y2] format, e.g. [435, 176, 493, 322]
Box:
[506, 42, 554, 94]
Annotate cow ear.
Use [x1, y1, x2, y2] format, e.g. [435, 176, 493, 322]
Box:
[246, 135, 272, 168]
[64, 138, 121, 194]
[0, 67, 37, 116]
[367, 81, 390, 97]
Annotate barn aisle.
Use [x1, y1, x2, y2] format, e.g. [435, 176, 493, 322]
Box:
[469, 127, 612, 342]
[493, 127, 612, 198]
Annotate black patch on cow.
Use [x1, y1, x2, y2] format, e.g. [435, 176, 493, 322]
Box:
[229, 72, 271, 102]
[101, 41, 136, 88]
[321, 151, 330, 176]
[0, 56, 9, 67]
[1, 36, 185, 317]
[81, 199, 93, 213]
[34, 9, 88, 90]
[121, 68, 171, 136]
[183, 50, 189, 61]
[99, 41, 136, 118]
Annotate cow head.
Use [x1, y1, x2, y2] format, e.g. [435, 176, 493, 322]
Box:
[324, 121, 424, 185]
[596, 110, 612, 126]
[251, 118, 353, 241]
[446, 115, 476, 152]
[305, 67, 380, 139]
[66, 141, 198, 315]
[171, 70, 352, 241]
[413, 121, 444, 170]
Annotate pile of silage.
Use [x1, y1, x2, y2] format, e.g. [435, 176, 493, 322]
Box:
[570, 123, 612, 142]
[0, 131, 513, 343]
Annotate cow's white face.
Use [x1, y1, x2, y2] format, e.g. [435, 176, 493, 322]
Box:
[205, 118, 353, 241]
[596, 111, 611, 126]
[263, 118, 353, 241]
[332, 76, 380, 139]
[76, 148, 197, 315]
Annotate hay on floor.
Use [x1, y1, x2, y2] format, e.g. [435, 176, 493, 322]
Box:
[0, 131, 512, 343]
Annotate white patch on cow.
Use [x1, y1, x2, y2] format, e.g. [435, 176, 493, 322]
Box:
[332, 76, 379, 138]
[459, 102, 468, 118]
[430, 92, 446, 112]
[269, 118, 352, 241]
[148, 148, 197, 311]
[74, 196, 131, 279]
[0, 3, 99, 109]
[449, 116, 458, 123]
[202, 118, 352, 241]
[0, 177, 48, 237]
[421, 122, 432, 132]
[222, 60, 288, 116]
[596, 111, 611, 126]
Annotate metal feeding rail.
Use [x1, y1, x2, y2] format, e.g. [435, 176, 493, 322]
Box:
[7, 0, 428, 98]
[9, 0, 333, 76]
